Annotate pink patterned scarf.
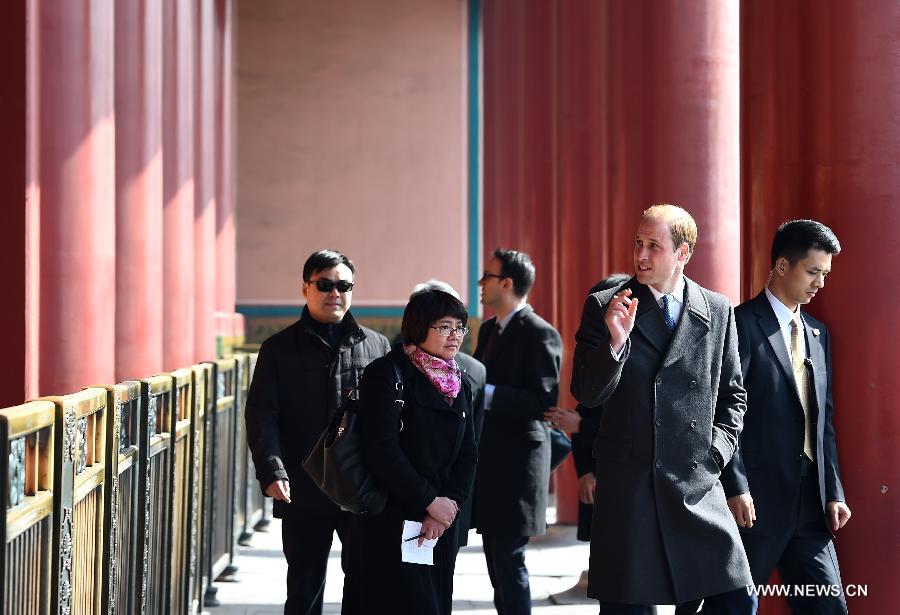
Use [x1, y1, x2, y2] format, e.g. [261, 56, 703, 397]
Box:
[403, 344, 462, 404]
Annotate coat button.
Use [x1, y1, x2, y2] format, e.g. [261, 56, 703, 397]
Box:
[689, 380, 697, 389]
[689, 419, 697, 429]
[655, 418, 663, 427]
[656, 377, 663, 386]
[655, 460, 663, 469]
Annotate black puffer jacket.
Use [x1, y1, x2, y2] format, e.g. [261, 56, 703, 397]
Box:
[245, 308, 391, 518]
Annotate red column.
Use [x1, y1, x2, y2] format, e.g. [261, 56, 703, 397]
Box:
[0, 1, 28, 406]
[115, 0, 164, 382]
[742, 2, 900, 612]
[215, 0, 237, 316]
[162, 0, 196, 370]
[38, 0, 117, 396]
[552, 0, 611, 525]
[604, 0, 741, 302]
[482, 0, 555, 315]
[194, 0, 217, 362]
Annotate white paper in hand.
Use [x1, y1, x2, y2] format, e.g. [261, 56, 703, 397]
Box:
[400, 520, 437, 565]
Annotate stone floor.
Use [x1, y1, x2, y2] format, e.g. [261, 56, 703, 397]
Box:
[205, 507, 676, 615]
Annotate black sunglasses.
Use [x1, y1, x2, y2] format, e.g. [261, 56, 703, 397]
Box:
[309, 279, 354, 293]
[479, 272, 506, 282]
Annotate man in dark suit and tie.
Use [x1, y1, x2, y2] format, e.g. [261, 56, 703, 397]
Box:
[473, 248, 563, 615]
[571, 204, 754, 614]
[720, 220, 850, 613]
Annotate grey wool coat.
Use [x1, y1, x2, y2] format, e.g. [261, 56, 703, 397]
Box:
[571, 276, 753, 605]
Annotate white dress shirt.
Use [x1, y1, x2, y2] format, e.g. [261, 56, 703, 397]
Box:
[764, 287, 807, 361]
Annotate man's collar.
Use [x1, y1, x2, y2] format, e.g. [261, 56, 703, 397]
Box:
[648, 275, 685, 305]
[497, 301, 528, 333]
[764, 287, 800, 327]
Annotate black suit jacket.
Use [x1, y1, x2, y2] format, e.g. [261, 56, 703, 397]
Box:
[473, 304, 563, 537]
[244, 309, 391, 518]
[722, 291, 846, 536]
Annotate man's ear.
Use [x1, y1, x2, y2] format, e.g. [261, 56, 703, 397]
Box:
[301, 283, 309, 301]
[678, 243, 691, 263]
[775, 257, 789, 276]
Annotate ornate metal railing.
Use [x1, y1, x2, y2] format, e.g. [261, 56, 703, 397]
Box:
[1, 401, 55, 615]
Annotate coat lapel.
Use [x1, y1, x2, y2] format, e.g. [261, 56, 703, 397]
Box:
[630, 281, 671, 355]
[662, 277, 711, 368]
[754, 292, 803, 408]
[486, 304, 533, 367]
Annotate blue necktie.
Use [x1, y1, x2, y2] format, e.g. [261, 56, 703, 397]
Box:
[661, 294, 676, 330]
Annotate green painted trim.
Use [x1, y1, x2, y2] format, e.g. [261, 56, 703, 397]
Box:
[237, 304, 405, 318]
[467, 0, 482, 316]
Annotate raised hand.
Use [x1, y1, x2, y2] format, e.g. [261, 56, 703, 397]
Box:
[604, 289, 638, 353]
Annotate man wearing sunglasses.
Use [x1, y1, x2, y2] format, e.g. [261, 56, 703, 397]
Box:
[245, 249, 391, 615]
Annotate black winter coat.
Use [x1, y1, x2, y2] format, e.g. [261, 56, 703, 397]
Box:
[354, 350, 478, 615]
[244, 308, 390, 518]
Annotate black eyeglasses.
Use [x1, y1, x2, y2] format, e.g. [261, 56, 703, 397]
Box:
[430, 325, 470, 337]
[308, 279, 354, 293]
[479, 272, 505, 282]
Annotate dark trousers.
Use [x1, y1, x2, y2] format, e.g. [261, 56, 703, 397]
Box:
[281, 513, 360, 615]
[740, 465, 848, 614]
[604, 587, 757, 614]
[482, 534, 531, 615]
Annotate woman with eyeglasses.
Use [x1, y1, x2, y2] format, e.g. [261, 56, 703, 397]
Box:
[353, 289, 478, 615]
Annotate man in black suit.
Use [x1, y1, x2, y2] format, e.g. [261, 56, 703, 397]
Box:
[571, 204, 754, 614]
[473, 248, 563, 615]
[720, 220, 850, 613]
[245, 249, 391, 615]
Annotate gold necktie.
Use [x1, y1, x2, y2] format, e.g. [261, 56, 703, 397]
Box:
[790, 316, 815, 461]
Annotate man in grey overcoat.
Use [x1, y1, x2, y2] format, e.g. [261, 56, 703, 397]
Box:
[571, 204, 756, 614]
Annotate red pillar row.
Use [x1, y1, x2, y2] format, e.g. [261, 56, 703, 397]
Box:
[115, 0, 164, 382]
[1, 0, 234, 402]
[742, 2, 900, 611]
[37, 0, 117, 396]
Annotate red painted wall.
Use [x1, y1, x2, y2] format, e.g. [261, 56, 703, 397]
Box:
[742, 2, 900, 612]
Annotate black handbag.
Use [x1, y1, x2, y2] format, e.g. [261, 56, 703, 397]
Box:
[302, 358, 405, 515]
[549, 427, 572, 471]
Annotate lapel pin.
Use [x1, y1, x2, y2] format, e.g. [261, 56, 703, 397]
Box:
[811, 328, 820, 337]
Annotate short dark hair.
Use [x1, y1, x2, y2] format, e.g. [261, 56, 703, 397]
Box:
[588, 273, 630, 296]
[401, 290, 468, 345]
[770, 220, 841, 268]
[302, 249, 355, 282]
[492, 248, 536, 298]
